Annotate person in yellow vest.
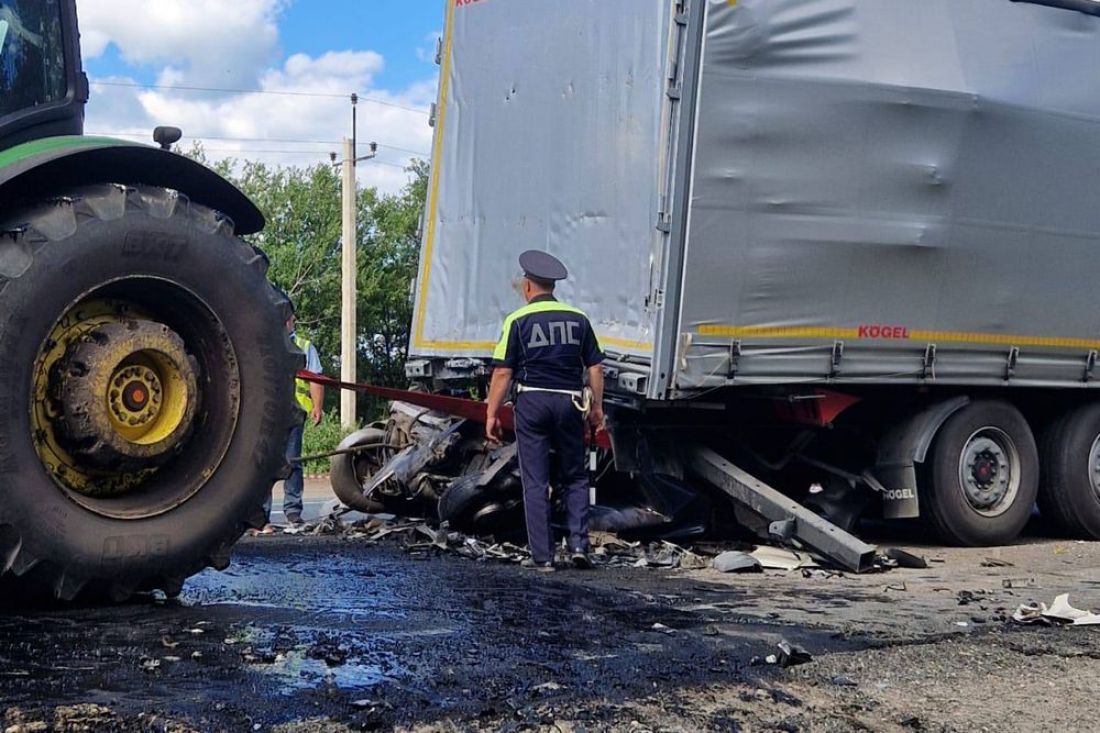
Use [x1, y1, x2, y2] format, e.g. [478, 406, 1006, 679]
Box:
[261, 301, 323, 531]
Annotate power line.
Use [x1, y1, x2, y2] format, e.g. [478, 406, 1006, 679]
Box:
[92, 80, 430, 115]
[199, 148, 415, 169]
[87, 131, 429, 157]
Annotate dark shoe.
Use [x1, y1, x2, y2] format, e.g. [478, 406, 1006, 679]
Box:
[285, 513, 304, 527]
[571, 551, 593, 570]
[521, 558, 556, 573]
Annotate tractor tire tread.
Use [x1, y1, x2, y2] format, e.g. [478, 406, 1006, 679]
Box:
[0, 183, 299, 601]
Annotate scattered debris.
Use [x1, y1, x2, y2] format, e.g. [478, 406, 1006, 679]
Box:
[1002, 578, 1038, 590]
[956, 590, 994, 607]
[678, 550, 710, 570]
[1012, 603, 1052, 626]
[981, 557, 1014, 568]
[884, 548, 929, 570]
[776, 641, 813, 668]
[752, 641, 813, 669]
[1039, 594, 1100, 626]
[650, 623, 675, 635]
[801, 568, 844, 580]
[712, 551, 762, 574]
[279, 512, 904, 582]
[1010, 594, 1100, 626]
[830, 675, 859, 688]
[750, 546, 817, 571]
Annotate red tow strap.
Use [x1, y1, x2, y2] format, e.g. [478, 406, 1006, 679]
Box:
[296, 370, 611, 449]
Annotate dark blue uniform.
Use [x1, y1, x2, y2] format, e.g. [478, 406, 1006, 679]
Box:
[493, 294, 604, 563]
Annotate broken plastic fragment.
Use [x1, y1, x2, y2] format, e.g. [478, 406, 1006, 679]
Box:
[712, 551, 762, 573]
[750, 546, 816, 571]
[1043, 594, 1100, 625]
[884, 548, 928, 569]
[1012, 602, 1051, 625]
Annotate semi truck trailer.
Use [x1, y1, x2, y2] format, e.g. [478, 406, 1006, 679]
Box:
[331, 0, 1100, 551]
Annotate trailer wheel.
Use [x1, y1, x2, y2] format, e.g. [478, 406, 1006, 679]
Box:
[1037, 403, 1100, 539]
[0, 184, 298, 600]
[329, 427, 388, 513]
[921, 400, 1038, 546]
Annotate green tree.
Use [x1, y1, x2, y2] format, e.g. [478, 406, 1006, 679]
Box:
[357, 160, 428, 386]
[184, 143, 429, 420]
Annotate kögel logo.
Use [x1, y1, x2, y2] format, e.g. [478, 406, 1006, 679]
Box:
[858, 324, 910, 340]
[455, 0, 488, 7]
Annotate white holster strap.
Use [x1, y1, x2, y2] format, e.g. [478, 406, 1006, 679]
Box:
[516, 384, 593, 416]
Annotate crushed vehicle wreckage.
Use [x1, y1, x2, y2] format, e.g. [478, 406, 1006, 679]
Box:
[321, 390, 877, 573]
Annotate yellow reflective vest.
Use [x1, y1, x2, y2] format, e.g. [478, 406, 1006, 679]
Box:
[294, 333, 314, 413]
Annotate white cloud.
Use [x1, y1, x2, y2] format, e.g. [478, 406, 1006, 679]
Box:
[78, 2, 437, 194]
[79, 0, 284, 88]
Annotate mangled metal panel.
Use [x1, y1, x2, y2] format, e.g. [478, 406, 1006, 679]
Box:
[411, 0, 673, 360]
[672, 0, 1100, 390]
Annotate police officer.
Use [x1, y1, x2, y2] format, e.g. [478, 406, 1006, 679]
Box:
[486, 251, 605, 571]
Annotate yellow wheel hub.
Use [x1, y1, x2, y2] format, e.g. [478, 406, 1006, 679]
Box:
[32, 299, 200, 497]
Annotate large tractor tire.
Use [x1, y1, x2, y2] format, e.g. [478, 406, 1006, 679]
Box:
[1038, 402, 1100, 539]
[919, 400, 1038, 546]
[0, 184, 299, 601]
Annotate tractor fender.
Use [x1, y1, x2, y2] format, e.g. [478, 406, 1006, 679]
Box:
[0, 137, 264, 235]
[871, 396, 971, 519]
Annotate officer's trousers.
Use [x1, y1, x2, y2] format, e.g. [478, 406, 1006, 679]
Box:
[514, 391, 590, 564]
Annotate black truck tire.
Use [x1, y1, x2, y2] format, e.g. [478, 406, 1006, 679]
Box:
[920, 400, 1038, 546]
[329, 427, 388, 513]
[1038, 403, 1100, 539]
[0, 184, 299, 601]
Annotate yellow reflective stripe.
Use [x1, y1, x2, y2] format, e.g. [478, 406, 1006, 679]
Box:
[696, 325, 1100, 351]
[699, 325, 860, 340]
[412, 0, 458, 350]
[293, 335, 314, 411]
[601, 335, 649, 351]
[492, 320, 513, 362]
[908, 330, 1100, 350]
[427, 336, 652, 353]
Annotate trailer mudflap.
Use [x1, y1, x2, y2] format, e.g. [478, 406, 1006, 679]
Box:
[687, 446, 878, 573]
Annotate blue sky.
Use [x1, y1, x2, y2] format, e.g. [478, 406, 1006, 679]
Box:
[84, 1, 443, 91]
[78, 0, 443, 192]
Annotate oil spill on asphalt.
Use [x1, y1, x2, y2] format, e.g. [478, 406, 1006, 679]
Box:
[0, 537, 874, 730]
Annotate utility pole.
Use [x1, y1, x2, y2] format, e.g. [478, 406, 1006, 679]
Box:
[340, 136, 357, 430]
[333, 92, 378, 430]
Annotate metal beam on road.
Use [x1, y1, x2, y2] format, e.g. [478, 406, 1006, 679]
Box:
[687, 445, 878, 573]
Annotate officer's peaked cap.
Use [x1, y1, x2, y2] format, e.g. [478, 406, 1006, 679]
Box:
[519, 250, 568, 282]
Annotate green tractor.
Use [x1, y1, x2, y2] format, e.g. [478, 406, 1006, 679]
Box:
[0, 0, 299, 600]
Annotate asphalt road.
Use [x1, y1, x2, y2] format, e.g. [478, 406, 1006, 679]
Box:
[266, 477, 334, 525]
[3, 528, 1100, 732]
